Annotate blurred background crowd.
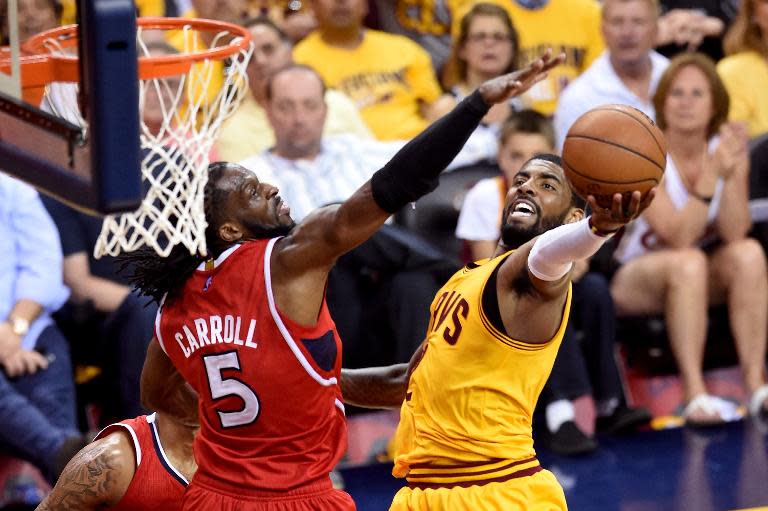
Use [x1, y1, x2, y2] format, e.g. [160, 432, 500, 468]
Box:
[0, 0, 768, 506]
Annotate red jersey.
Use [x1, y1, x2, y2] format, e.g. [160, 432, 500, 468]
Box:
[156, 239, 347, 496]
[95, 414, 187, 511]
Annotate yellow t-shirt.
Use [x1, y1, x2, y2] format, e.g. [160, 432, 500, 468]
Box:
[61, 0, 165, 24]
[453, 0, 603, 116]
[717, 51, 768, 139]
[215, 90, 373, 162]
[392, 253, 571, 484]
[293, 30, 443, 140]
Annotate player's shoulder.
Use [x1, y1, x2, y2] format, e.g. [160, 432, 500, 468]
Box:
[72, 428, 138, 483]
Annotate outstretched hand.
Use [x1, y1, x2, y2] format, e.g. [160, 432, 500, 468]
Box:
[588, 188, 657, 234]
[477, 49, 566, 105]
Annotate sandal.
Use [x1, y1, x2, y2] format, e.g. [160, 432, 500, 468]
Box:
[749, 384, 768, 417]
[683, 394, 744, 426]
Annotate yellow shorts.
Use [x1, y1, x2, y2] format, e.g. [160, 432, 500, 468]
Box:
[389, 468, 567, 511]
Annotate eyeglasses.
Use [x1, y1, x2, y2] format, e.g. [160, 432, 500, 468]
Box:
[466, 32, 513, 44]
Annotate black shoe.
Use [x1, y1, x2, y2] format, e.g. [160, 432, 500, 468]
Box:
[596, 406, 652, 435]
[545, 421, 598, 456]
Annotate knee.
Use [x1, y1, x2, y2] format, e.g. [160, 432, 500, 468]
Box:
[722, 238, 767, 276]
[668, 249, 708, 286]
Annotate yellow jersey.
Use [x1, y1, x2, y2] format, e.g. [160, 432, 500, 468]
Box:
[293, 30, 443, 141]
[392, 252, 571, 486]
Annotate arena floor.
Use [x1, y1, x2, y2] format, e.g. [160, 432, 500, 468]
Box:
[341, 419, 768, 511]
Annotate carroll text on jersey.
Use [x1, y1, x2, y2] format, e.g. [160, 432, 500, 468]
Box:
[174, 315, 258, 358]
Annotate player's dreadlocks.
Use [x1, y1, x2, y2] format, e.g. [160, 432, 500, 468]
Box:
[119, 162, 232, 304]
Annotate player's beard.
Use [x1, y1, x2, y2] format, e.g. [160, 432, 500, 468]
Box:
[500, 208, 568, 250]
[243, 220, 296, 239]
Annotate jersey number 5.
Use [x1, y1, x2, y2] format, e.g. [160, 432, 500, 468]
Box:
[203, 351, 260, 428]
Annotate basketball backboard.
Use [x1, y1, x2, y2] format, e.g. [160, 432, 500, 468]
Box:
[0, 0, 141, 214]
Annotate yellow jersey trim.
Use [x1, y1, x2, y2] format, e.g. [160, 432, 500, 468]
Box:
[406, 456, 541, 486]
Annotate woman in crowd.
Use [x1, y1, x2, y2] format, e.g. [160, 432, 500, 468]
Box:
[611, 52, 768, 426]
[442, 2, 519, 168]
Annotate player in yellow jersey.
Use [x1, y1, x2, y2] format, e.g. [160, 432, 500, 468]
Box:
[383, 155, 654, 510]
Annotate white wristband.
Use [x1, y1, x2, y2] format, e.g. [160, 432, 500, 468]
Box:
[527, 217, 609, 281]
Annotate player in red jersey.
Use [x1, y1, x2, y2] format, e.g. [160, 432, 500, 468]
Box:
[128, 51, 564, 511]
[35, 411, 195, 511]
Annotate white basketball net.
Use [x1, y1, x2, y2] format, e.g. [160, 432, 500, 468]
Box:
[42, 22, 252, 258]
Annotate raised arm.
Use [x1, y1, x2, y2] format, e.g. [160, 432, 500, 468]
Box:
[272, 52, 564, 274]
[497, 192, 648, 343]
[268, 54, 563, 325]
[36, 431, 135, 511]
[140, 338, 199, 427]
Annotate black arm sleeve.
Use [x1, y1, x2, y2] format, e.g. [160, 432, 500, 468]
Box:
[371, 90, 490, 213]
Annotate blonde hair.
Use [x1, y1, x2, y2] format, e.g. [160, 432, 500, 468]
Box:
[723, 0, 768, 57]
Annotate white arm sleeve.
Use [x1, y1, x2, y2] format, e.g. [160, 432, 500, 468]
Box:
[527, 217, 610, 281]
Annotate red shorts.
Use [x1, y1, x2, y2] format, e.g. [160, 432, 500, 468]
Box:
[182, 478, 356, 511]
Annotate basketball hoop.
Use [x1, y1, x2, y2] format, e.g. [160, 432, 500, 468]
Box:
[11, 17, 253, 258]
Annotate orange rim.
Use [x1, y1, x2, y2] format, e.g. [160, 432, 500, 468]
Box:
[5, 17, 251, 90]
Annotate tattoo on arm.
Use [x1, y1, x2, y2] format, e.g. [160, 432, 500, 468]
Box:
[36, 441, 123, 511]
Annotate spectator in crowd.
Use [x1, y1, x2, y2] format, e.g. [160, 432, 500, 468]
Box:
[442, 3, 521, 168]
[451, 0, 604, 116]
[554, 0, 669, 149]
[216, 17, 371, 163]
[16, 0, 60, 43]
[611, 53, 768, 425]
[456, 111, 649, 455]
[240, 64, 493, 221]
[240, 64, 458, 367]
[240, 65, 404, 221]
[718, 0, 768, 139]
[0, 173, 85, 483]
[655, 3, 728, 60]
[294, 0, 455, 140]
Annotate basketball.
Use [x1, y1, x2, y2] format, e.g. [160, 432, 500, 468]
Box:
[562, 104, 667, 211]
